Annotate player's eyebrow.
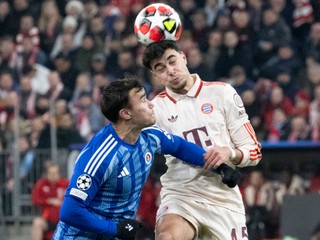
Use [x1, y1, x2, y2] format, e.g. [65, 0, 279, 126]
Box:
[153, 54, 176, 70]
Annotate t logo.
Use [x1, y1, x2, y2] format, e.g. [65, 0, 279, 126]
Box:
[182, 126, 212, 147]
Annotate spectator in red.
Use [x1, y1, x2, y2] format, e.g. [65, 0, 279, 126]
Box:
[262, 85, 293, 131]
[31, 162, 69, 240]
[283, 115, 311, 142]
[292, 90, 311, 118]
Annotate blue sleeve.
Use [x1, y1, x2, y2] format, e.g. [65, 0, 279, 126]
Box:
[147, 126, 213, 169]
[162, 134, 207, 167]
[60, 145, 117, 236]
[60, 195, 117, 236]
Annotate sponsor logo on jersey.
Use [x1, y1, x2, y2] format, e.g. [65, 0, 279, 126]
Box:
[233, 93, 244, 108]
[70, 187, 88, 201]
[168, 115, 178, 122]
[145, 152, 152, 164]
[76, 174, 92, 190]
[118, 166, 130, 178]
[201, 103, 213, 114]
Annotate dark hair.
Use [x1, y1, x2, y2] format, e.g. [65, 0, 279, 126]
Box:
[100, 76, 143, 123]
[142, 40, 181, 70]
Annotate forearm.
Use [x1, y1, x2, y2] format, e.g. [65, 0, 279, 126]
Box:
[60, 196, 117, 236]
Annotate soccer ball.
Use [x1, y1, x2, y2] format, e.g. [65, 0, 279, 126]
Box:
[134, 3, 182, 46]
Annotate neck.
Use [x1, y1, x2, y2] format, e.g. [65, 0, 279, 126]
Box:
[112, 122, 140, 145]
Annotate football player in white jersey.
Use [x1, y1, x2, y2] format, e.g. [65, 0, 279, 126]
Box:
[142, 41, 263, 240]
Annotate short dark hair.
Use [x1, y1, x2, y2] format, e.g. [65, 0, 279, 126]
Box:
[100, 76, 143, 123]
[142, 40, 181, 70]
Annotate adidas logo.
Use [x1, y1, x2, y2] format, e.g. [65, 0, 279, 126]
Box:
[118, 167, 130, 178]
[125, 223, 133, 231]
[168, 115, 178, 122]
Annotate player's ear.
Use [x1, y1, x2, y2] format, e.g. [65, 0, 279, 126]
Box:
[119, 108, 131, 120]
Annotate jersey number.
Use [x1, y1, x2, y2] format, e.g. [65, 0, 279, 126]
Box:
[231, 227, 248, 240]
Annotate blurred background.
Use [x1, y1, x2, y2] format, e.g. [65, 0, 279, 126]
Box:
[0, 0, 319, 239]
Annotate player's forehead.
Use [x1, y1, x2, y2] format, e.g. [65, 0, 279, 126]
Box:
[128, 87, 145, 103]
[151, 49, 180, 67]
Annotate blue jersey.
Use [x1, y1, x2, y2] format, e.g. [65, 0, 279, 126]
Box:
[53, 124, 209, 240]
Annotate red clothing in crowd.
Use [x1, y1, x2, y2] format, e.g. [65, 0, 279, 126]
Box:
[32, 177, 69, 223]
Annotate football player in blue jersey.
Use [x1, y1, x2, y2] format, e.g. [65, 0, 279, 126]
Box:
[52, 76, 230, 240]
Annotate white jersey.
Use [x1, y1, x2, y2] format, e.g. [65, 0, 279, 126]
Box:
[152, 74, 262, 214]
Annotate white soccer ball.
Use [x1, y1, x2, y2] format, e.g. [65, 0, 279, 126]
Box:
[134, 3, 182, 46]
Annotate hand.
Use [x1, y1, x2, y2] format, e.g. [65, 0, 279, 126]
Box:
[216, 164, 242, 188]
[203, 146, 231, 169]
[115, 219, 143, 240]
[203, 147, 242, 188]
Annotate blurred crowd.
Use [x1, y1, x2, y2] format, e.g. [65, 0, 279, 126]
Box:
[0, 0, 320, 152]
[0, 1, 320, 239]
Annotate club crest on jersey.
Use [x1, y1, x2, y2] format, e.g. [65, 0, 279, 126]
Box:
[201, 103, 214, 114]
[76, 174, 92, 190]
[233, 93, 244, 108]
[144, 152, 152, 164]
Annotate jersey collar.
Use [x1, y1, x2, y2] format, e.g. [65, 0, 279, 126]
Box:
[165, 74, 202, 103]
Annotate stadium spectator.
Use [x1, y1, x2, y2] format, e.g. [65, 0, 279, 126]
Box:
[37, 0, 63, 56]
[214, 29, 253, 80]
[190, 8, 211, 52]
[309, 85, 320, 141]
[231, 8, 255, 49]
[304, 22, 320, 66]
[31, 162, 69, 240]
[213, 7, 232, 32]
[74, 32, 103, 72]
[241, 89, 264, 138]
[267, 108, 290, 142]
[254, 7, 292, 69]
[52, 53, 80, 92]
[228, 65, 255, 96]
[203, 0, 224, 28]
[52, 77, 228, 239]
[90, 53, 108, 76]
[275, 70, 299, 102]
[283, 115, 311, 142]
[292, 89, 310, 118]
[46, 70, 72, 102]
[18, 73, 37, 119]
[291, 0, 314, 49]
[186, 45, 212, 80]
[72, 91, 105, 141]
[178, 0, 197, 31]
[259, 44, 301, 81]
[21, 64, 50, 95]
[275, 169, 306, 206]
[0, 36, 20, 76]
[91, 73, 111, 105]
[87, 15, 107, 53]
[69, 71, 93, 107]
[261, 85, 293, 131]
[243, 170, 279, 239]
[0, 1, 16, 37]
[50, 15, 85, 60]
[111, 49, 137, 79]
[203, 29, 223, 79]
